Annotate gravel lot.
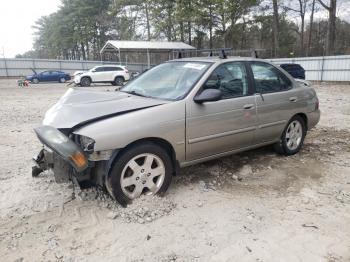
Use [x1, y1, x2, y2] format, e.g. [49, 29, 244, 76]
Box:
[0, 79, 349, 262]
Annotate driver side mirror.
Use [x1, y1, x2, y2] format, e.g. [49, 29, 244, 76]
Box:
[194, 89, 222, 103]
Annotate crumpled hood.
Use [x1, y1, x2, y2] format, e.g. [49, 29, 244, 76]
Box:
[43, 88, 168, 129]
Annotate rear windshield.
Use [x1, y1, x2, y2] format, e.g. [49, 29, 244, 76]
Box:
[281, 64, 303, 70]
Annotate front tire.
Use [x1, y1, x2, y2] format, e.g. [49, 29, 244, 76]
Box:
[274, 115, 306, 155]
[59, 77, 66, 83]
[107, 142, 173, 206]
[80, 77, 91, 87]
[32, 78, 39, 84]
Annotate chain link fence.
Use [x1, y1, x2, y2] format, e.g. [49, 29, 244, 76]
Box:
[0, 58, 150, 78]
[1, 54, 350, 81]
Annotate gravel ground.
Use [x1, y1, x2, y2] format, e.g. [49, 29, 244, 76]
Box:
[0, 79, 349, 262]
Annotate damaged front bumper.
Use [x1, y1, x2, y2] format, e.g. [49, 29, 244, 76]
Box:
[32, 126, 89, 182]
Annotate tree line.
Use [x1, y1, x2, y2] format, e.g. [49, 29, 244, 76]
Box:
[16, 0, 350, 60]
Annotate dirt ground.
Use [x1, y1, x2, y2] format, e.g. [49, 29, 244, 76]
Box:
[0, 79, 349, 262]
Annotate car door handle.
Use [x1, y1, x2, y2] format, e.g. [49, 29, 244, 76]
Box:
[289, 96, 298, 102]
[243, 104, 254, 110]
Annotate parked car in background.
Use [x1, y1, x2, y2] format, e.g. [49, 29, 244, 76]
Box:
[26, 69, 71, 83]
[74, 65, 130, 87]
[280, 63, 305, 80]
[33, 57, 320, 206]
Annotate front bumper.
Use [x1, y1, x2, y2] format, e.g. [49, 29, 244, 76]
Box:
[33, 126, 88, 174]
[33, 148, 73, 183]
[74, 76, 81, 84]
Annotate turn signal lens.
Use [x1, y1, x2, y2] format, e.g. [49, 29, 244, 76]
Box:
[69, 151, 87, 169]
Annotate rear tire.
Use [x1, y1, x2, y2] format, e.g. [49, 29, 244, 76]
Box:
[107, 142, 173, 206]
[274, 115, 306, 156]
[80, 77, 91, 87]
[32, 78, 39, 84]
[113, 76, 124, 86]
[59, 77, 66, 83]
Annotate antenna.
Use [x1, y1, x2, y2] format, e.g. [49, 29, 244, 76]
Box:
[219, 49, 227, 59]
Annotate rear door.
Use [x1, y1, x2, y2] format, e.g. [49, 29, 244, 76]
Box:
[51, 71, 61, 81]
[186, 61, 257, 161]
[249, 61, 301, 143]
[106, 67, 123, 81]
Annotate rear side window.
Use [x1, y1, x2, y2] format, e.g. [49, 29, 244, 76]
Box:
[203, 62, 248, 99]
[281, 64, 303, 70]
[104, 67, 123, 71]
[251, 62, 292, 93]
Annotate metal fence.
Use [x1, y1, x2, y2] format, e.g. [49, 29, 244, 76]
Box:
[1, 55, 350, 81]
[0, 58, 150, 77]
[269, 55, 350, 82]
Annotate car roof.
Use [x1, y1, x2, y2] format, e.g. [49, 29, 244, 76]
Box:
[170, 56, 272, 64]
[94, 65, 125, 68]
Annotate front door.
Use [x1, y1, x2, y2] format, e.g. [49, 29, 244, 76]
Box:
[91, 67, 106, 82]
[186, 61, 257, 161]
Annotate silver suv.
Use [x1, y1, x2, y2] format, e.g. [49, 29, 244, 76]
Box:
[33, 57, 320, 206]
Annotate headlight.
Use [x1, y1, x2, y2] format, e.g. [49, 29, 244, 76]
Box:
[34, 126, 88, 172]
[79, 135, 95, 153]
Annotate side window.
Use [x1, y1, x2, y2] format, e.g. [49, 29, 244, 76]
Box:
[203, 62, 248, 99]
[251, 62, 291, 93]
[94, 67, 105, 72]
[104, 67, 122, 71]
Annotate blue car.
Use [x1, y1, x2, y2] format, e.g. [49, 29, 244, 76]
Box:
[26, 69, 71, 84]
[280, 64, 305, 80]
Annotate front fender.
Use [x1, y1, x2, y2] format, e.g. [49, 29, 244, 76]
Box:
[73, 100, 186, 162]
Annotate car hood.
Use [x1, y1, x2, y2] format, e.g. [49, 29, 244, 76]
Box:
[43, 88, 169, 130]
[26, 74, 35, 79]
[73, 71, 86, 76]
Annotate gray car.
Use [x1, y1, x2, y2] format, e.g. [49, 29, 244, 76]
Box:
[33, 57, 320, 206]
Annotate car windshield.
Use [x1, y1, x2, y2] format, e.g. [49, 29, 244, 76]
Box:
[120, 61, 212, 100]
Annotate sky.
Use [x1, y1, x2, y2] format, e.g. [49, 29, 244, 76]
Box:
[0, 0, 349, 58]
[0, 0, 61, 58]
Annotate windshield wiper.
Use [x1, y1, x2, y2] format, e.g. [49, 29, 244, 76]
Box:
[121, 90, 149, 98]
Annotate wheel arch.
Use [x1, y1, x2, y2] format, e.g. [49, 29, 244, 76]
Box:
[114, 75, 125, 81]
[294, 112, 308, 129]
[106, 137, 178, 180]
[81, 75, 92, 82]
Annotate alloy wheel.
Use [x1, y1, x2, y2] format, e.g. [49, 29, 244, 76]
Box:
[285, 120, 303, 151]
[120, 153, 165, 199]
